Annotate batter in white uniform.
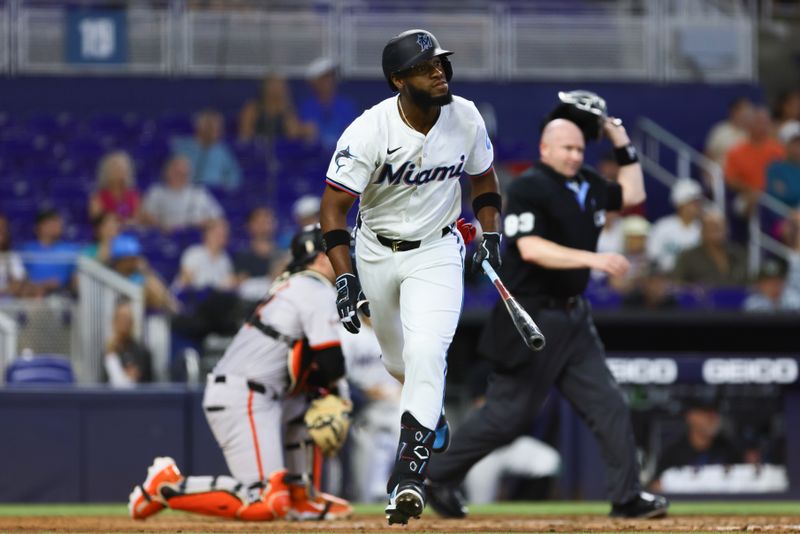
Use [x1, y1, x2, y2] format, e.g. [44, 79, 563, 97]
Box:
[320, 29, 502, 525]
[129, 226, 352, 523]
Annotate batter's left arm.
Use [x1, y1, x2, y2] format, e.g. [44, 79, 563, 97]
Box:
[469, 168, 503, 274]
[470, 168, 501, 233]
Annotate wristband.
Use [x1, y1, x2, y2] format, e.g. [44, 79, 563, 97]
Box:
[472, 192, 502, 216]
[323, 229, 351, 252]
[614, 144, 639, 166]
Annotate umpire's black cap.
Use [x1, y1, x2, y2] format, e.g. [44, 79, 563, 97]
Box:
[288, 224, 325, 272]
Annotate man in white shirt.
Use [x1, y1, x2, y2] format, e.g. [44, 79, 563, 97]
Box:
[647, 178, 704, 273]
[319, 29, 502, 525]
[141, 155, 224, 232]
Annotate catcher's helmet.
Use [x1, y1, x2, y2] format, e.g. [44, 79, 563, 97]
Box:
[288, 224, 324, 272]
[544, 90, 609, 141]
[382, 29, 453, 91]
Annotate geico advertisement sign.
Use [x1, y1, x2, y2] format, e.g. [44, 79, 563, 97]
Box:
[606, 358, 678, 384]
[703, 358, 798, 384]
[607, 358, 799, 384]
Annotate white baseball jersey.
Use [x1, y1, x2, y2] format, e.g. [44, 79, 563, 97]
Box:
[326, 94, 494, 240]
[211, 271, 340, 388]
[203, 270, 341, 485]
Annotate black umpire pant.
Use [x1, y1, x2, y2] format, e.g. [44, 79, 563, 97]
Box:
[427, 296, 642, 505]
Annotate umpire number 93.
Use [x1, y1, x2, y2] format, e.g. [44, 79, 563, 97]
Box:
[504, 212, 535, 237]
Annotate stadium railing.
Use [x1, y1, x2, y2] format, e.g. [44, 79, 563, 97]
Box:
[3, 0, 756, 82]
[0, 310, 18, 385]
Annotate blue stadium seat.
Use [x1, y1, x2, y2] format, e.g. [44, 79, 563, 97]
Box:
[5, 354, 75, 384]
[707, 286, 749, 310]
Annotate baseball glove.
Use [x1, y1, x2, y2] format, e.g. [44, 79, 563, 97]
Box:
[304, 395, 352, 457]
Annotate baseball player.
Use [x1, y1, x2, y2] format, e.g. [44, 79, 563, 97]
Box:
[425, 92, 669, 519]
[128, 226, 353, 522]
[319, 29, 502, 524]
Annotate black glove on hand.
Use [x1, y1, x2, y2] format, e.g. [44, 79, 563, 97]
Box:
[335, 273, 370, 334]
[472, 232, 502, 274]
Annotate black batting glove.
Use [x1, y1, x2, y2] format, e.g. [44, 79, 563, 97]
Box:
[335, 273, 370, 334]
[472, 232, 502, 274]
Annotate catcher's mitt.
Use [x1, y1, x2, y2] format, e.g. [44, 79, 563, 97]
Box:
[304, 395, 352, 457]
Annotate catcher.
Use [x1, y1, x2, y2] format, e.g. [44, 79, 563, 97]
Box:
[129, 225, 353, 522]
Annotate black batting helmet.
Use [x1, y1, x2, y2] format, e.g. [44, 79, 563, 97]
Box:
[382, 29, 453, 92]
[543, 90, 610, 141]
[288, 224, 324, 272]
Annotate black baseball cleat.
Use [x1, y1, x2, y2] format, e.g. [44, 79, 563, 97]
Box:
[432, 413, 450, 453]
[425, 480, 468, 519]
[385, 480, 425, 525]
[609, 491, 669, 519]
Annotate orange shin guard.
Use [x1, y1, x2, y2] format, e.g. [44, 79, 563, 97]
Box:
[167, 491, 241, 519]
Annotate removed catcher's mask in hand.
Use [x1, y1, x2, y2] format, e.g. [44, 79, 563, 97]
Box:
[544, 90, 611, 141]
[304, 395, 352, 457]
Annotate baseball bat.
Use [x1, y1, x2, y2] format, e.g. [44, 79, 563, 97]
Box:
[481, 260, 546, 351]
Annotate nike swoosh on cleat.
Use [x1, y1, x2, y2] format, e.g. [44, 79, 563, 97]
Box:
[387, 146, 402, 154]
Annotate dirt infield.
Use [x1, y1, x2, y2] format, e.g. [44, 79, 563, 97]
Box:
[1, 514, 800, 533]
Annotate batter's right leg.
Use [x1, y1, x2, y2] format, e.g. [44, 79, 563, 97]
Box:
[355, 231, 405, 380]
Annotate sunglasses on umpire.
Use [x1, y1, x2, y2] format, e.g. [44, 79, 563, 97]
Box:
[399, 57, 446, 78]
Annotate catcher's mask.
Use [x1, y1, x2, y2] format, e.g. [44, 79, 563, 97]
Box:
[544, 90, 609, 141]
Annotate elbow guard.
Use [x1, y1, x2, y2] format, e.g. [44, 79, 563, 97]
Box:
[307, 345, 346, 388]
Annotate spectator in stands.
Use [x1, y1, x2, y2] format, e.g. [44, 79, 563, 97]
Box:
[650, 396, 742, 492]
[103, 297, 154, 388]
[0, 213, 27, 298]
[608, 215, 650, 294]
[141, 155, 225, 233]
[82, 212, 121, 265]
[673, 207, 748, 287]
[724, 107, 785, 218]
[20, 207, 81, 296]
[704, 97, 753, 167]
[293, 194, 321, 227]
[109, 234, 178, 314]
[299, 57, 358, 149]
[238, 75, 316, 143]
[171, 109, 242, 192]
[621, 262, 679, 311]
[783, 210, 800, 300]
[647, 178, 704, 273]
[234, 207, 285, 303]
[173, 218, 236, 292]
[278, 195, 322, 249]
[89, 151, 142, 225]
[742, 258, 800, 312]
[771, 89, 800, 131]
[766, 120, 800, 208]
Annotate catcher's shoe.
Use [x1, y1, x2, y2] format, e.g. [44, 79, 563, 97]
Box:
[128, 456, 183, 520]
[432, 413, 450, 453]
[385, 479, 425, 525]
[287, 485, 353, 521]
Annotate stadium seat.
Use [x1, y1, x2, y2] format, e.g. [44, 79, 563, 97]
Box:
[5, 353, 75, 384]
[707, 286, 749, 310]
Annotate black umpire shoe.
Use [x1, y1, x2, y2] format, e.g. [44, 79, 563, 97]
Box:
[425, 481, 468, 519]
[609, 491, 669, 518]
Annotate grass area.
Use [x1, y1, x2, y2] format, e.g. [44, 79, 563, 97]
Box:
[0, 501, 798, 517]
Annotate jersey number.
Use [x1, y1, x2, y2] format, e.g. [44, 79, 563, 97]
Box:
[504, 212, 535, 237]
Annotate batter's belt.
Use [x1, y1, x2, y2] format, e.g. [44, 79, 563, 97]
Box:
[358, 216, 455, 252]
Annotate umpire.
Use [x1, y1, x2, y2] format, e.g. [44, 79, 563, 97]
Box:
[426, 92, 668, 519]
